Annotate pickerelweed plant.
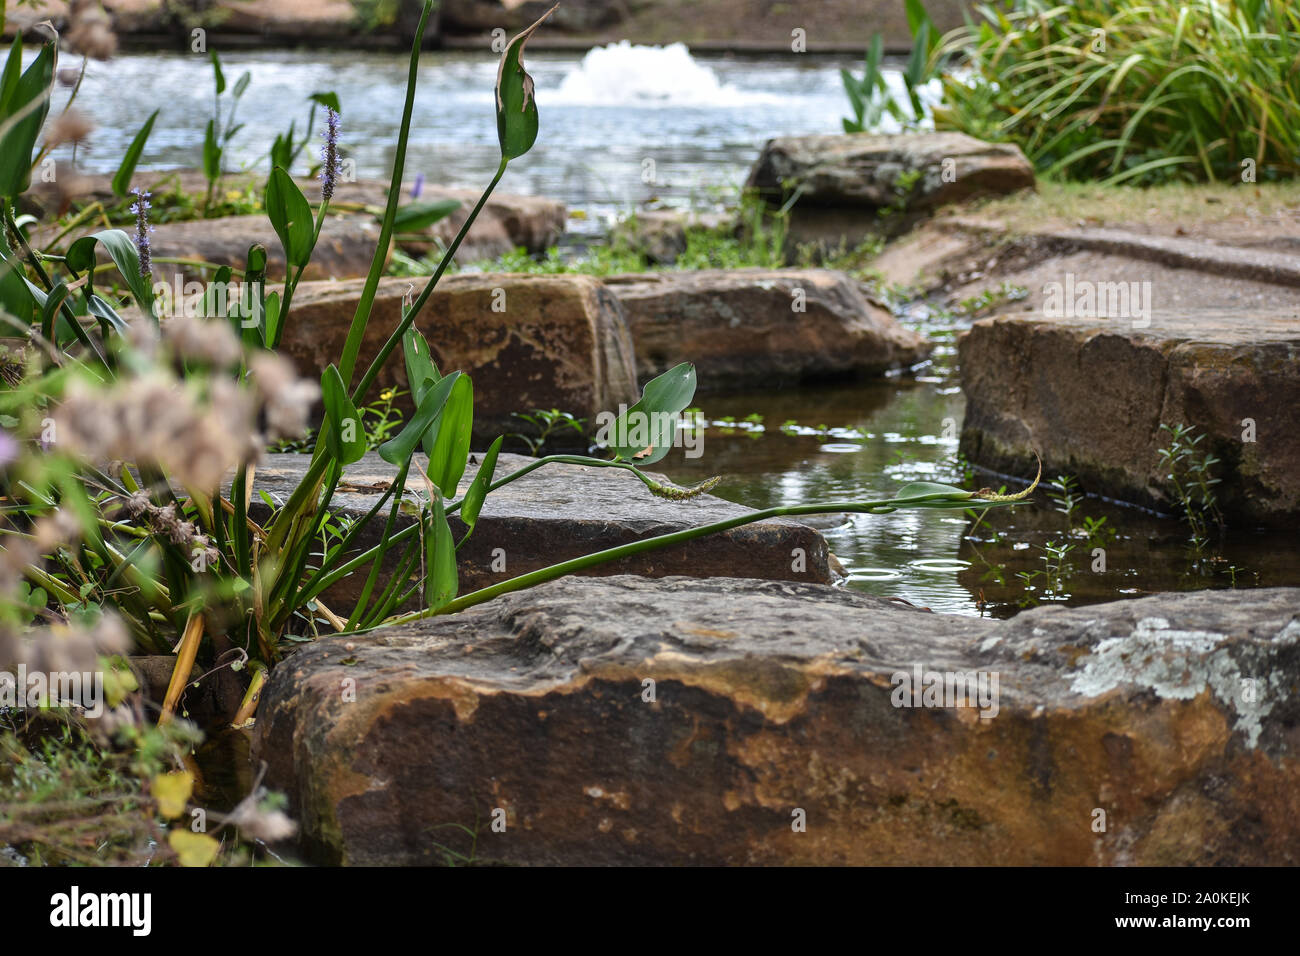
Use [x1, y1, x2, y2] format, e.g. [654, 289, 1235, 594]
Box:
[0, 4, 1039, 729]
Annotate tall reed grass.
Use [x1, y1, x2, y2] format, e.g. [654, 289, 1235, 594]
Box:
[932, 0, 1300, 184]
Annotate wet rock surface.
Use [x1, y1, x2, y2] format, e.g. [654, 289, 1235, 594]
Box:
[256, 578, 1300, 865]
[747, 132, 1035, 246]
[959, 309, 1300, 527]
[606, 268, 931, 389]
[279, 273, 638, 442]
[252, 451, 838, 615]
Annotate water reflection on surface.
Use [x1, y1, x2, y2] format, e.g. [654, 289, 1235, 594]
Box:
[659, 374, 1297, 618]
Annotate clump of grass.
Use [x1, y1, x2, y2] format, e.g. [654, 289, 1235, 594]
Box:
[1156, 422, 1223, 553]
[933, 0, 1300, 184]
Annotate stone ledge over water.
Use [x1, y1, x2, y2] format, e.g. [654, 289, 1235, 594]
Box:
[605, 268, 931, 390]
[747, 132, 1036, 248]
[280, 273, 639, 443]
[255, 577, 1300, 865]
[252, 451, 839, 613]
[959, 309, 1300, 527]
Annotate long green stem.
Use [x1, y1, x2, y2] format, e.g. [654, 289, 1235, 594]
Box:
[349, 157, 508, 407]
[344, 458, 412, 630]
[336, 0, 438, 388]
[380, 492, 1020, 627]
[297, 454, 631, 603]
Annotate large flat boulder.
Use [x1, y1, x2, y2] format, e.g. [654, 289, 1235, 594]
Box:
[279, 274, 638, 442]
[959, 310, 1300, 527]
[605, 268, 930, 389]
[255, 578, 1300, 865]
[746, 132, 1034, 247]
[252, 451, 838, 617]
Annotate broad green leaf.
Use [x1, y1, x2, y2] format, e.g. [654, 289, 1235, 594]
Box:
[263, 292, 282, 348]
[607, 362, 697, 466]
[0, 38, 54, 198]
[270, 124, 294, 170]
[424, 494, 458, 611]
[234, 244, 267, 345]
[308, 91, 341, 113]
[905, 0, 940, 55]
[210, 49, 226, 95]
[393, 198, 461, 233]
[321, 364, 367, 465]
[865, 33, 885, 90]
[39, 281, 70, 344]
[265, 166, 316, 270]
[377, 371, 460, 466]
[402, 326, 440, 403]
[894, 480, 973, 501]
[495, 3, 557, 161]
[111, 109, 159, 198]
[202, 119, 221, 182]
[0, 251, 38, 332]
[65, 229, 156, 319]
[459, 435, 502, 533]
[422, 372, 473, 497]
[86, 294, 128, 337]
[905, 22, 933, 114]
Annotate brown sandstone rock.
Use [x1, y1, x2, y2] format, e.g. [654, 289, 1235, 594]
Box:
[605, 268, 931, 389]
[279, 274, 638, 441]
[250, 451, 838, 617]
[958, 309, 1300, 528]
[148, 213, 386, 282]
[746, 132, 1035, 246]
[255, 577, 1300, 865]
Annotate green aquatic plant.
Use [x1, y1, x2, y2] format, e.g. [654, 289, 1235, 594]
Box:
[1016, 538, 1075, 605]
[841, 0, 941, 133]
[931, 0, 1300, 184]
[1047, 474, 1082, 525]
[505, 407, 587, 456]
[1156, 422, 1223, 555]
[0, 5, 1040, 735]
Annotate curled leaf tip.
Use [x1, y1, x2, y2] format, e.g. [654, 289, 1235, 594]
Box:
[495, 2, 559, 113]
[646, 475, 722, 501]
[974, 453, 1042, 502]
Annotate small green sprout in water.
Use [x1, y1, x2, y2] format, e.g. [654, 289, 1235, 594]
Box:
[1047, 474, 1083, 525]
[1156, 422, 1224, 558]
[506, 407, 587, 456]
[1016, 538, 1075, 605]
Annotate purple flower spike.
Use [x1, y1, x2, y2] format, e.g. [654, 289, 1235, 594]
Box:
[320, 108, 340, 202]
[130, 188, 153, 278]
[411, 173, 424, 199]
